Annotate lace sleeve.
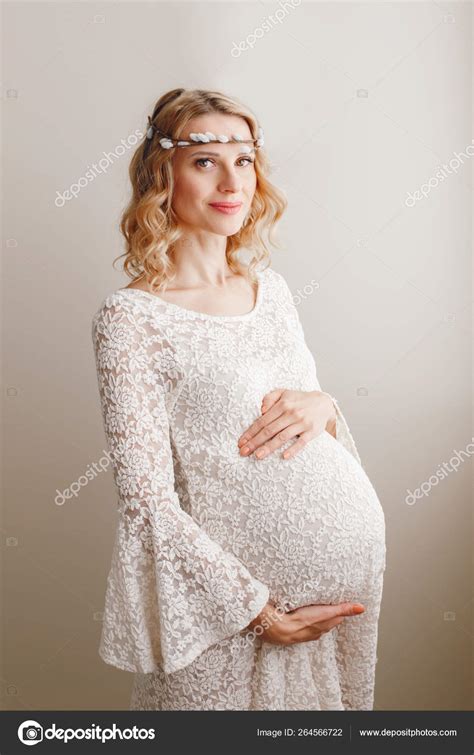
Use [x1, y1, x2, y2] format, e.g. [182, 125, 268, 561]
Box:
[320, 392, 362, 466]
[91, 298, 269, 675]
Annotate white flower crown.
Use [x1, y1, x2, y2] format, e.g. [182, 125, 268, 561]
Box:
[146, 116, 264, 152]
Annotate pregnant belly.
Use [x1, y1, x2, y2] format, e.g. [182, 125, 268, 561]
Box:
[195, 431, 386, 611]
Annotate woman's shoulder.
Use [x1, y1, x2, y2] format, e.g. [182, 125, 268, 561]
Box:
[92, 288, 135, 322]
[260, 266, 294, 304]
[91, 286, 169, 339]
[259, 265, 288, 285]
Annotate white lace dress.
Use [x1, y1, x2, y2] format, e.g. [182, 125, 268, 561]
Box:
[91, 265, 386, 711]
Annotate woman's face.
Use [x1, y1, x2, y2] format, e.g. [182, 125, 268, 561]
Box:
[170, 114, 257, 237]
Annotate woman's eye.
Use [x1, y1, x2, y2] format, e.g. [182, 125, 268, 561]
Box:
[195, 157, 255, 168]
[238, 157, 255, 167]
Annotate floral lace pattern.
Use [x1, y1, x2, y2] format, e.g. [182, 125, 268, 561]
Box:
[91, 266, 386, 710]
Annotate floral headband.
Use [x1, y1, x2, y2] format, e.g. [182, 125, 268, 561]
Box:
[146, 115, 264, 153]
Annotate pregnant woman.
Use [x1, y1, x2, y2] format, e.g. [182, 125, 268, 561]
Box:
[91, 88, 386, 711]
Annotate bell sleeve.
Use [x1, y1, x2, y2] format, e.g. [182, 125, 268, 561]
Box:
[320, 393, 362, 466]
[91, 297, 270, 675]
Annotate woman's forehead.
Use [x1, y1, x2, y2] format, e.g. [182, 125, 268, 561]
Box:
[184, 114, 251, 138]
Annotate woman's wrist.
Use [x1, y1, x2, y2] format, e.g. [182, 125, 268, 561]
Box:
[247, 601, 278, 632]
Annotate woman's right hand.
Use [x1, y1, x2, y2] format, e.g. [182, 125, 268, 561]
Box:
[246, 600, 365, 645]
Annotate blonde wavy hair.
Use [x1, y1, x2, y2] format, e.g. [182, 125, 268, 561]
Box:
[114, 88, 288, 292]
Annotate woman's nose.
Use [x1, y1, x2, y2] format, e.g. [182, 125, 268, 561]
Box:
[217, 167, 242, 193]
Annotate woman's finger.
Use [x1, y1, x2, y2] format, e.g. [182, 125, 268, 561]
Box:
[240, 412, 297, 457]
[252, 420, 308, 459]
[281, 429, 312, 459]
[238, 401, 285, 448]
[314, 615, 347, 632]
[290, 602, 365, 632]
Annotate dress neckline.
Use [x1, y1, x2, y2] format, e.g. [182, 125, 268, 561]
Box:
[116, 269, 265, 322]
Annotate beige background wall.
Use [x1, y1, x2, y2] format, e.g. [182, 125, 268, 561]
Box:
[3, 1, 472, 710]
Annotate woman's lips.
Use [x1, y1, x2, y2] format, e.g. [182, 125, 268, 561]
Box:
[209, 202, 243, 215]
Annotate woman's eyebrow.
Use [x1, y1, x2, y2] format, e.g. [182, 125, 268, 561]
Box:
[188, 150, 254, 158]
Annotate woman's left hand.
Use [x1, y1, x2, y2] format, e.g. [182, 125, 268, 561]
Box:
[237, 389, 337, 460]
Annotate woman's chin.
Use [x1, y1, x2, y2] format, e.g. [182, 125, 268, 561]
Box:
[209, 219, 245, 236]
